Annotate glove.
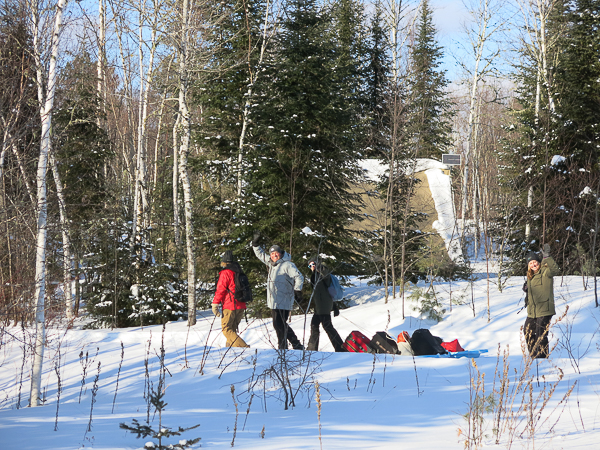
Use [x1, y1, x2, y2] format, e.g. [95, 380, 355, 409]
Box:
[251, 230, 261, 247]
[332, 303, 340, 317]
[542, 243, 551, 258]
[212, 304, 221, 317]
[522, 281, 528, 293]
[294, 290, 304, 302]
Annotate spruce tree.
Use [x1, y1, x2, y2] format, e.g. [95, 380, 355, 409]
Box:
[53, 52, 113, 224]
[236, 0, 365, 272]
[554, 0, 600, 168]
[329, 0, 369, 154]
[364, 0, 391, 157]
[193, 0, 269, 258]
[551, 0, 600, 272]
[406, 0, 453, 160]
[497, 0, 600, 274]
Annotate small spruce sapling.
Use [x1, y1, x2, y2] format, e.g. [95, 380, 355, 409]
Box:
[409, 287, 446, 322]
[120, 329, 200, 449]
[120, 383, 201, 449]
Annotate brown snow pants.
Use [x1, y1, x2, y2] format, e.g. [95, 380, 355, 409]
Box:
[221, 309, 249, 348]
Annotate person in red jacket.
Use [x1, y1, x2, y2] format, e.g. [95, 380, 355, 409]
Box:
[212, 250, 249, 348]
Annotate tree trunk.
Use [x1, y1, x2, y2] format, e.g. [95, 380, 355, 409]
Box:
[172, 114, 181, 253]
[179, 0, 196, 326]
[29, 0, 67, 408]
[131, 0, 158, 254]
[50, 152, 73, 320]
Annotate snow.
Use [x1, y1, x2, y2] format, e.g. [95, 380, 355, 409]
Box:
[424, 168, 463, 262]
[359, 158, 451, 182]
[359, 159, 388, 182]
[359, 158, 463, 261]
[1, 268, 600, 449]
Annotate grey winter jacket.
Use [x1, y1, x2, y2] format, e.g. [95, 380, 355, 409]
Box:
[253, 245, 304, 310]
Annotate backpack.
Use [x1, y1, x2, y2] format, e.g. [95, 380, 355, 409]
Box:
[410, 329, 447, 356]
[234, 271, 253, 303]
[327, 274, 344, 301]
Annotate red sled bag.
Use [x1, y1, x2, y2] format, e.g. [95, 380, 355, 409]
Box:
[441, 339, 464, 352]
[343, 331, 374, 353]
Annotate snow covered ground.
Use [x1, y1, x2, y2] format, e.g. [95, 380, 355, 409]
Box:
[1, 265, 599, 449]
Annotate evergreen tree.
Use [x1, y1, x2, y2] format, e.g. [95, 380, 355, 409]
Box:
[329, 0, 369, 154]
[497, 0, 600, 274]
[550, 0, 600, 272]
[364, 0, 391, 157]
[406, 0, 453, 160]
[554, 0, 600, 168]
[236, 0, 365, 273]
[194, 0, 268, 223]
[53, 51, 113, 224]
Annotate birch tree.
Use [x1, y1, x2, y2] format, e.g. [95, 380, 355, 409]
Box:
[27, 0, 68, 407]
[131, 0, 162, 255]
[176, 0, 196, 325]
[49, 152, 73, 320]
[457, 0, 505, 253]
[380, 0, 414, 305]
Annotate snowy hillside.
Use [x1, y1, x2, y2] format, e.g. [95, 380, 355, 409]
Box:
[1, 269, 599, 449]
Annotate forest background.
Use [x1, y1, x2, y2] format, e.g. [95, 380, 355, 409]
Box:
[1, 0, 599, 407]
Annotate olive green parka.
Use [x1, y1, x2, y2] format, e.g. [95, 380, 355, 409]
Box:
[526, 256, 559, 318]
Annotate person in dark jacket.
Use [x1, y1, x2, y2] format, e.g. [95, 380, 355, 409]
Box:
[212, 250, 249, 348]
[523, 244, 559, 358]
[252, 232, 304, 350]
[306, 260, 345, 352]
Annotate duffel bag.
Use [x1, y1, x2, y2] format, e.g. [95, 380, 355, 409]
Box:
[370, 331, 401, 354]
[343, 331, 374, 353]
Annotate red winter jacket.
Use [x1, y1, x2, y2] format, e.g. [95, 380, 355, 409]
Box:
[213, 268, 246, 310]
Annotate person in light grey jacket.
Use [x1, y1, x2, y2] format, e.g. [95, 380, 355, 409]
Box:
[252, 232, 304, 350]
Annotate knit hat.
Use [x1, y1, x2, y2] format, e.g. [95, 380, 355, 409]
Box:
[308, 259, 321, 270]
[221, 250, 235, 263]
[526, 251, 542, 265]
[269, 245, 283, 255]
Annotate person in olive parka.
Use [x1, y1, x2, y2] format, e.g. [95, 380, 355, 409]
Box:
[523, 243, 559, 358]
[306, 259, 345, 352]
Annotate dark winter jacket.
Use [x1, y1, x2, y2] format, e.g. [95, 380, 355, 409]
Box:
[526, 256, 559, 318]
[310, 267, 333, 315]
[253, 245, 303, 310]
[213, 263, 246, 311]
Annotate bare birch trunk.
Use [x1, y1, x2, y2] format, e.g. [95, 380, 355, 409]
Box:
[172, 114, 181, 252]
[97, 0, 105, 117]
[460, 0, 503, 247]
[11, 141, 36, 206]
[178, 0, 196, 325]
[0, 136, 7, 182]
[382, 0, 407, 305]
[131, 0, 158, 254]
[28, 0, 67, 407]
[152, 96, 166, 189]
[49, 152, 73, 320]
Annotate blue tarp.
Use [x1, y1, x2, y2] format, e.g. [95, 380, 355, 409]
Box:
[420, 349, 488, 358]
